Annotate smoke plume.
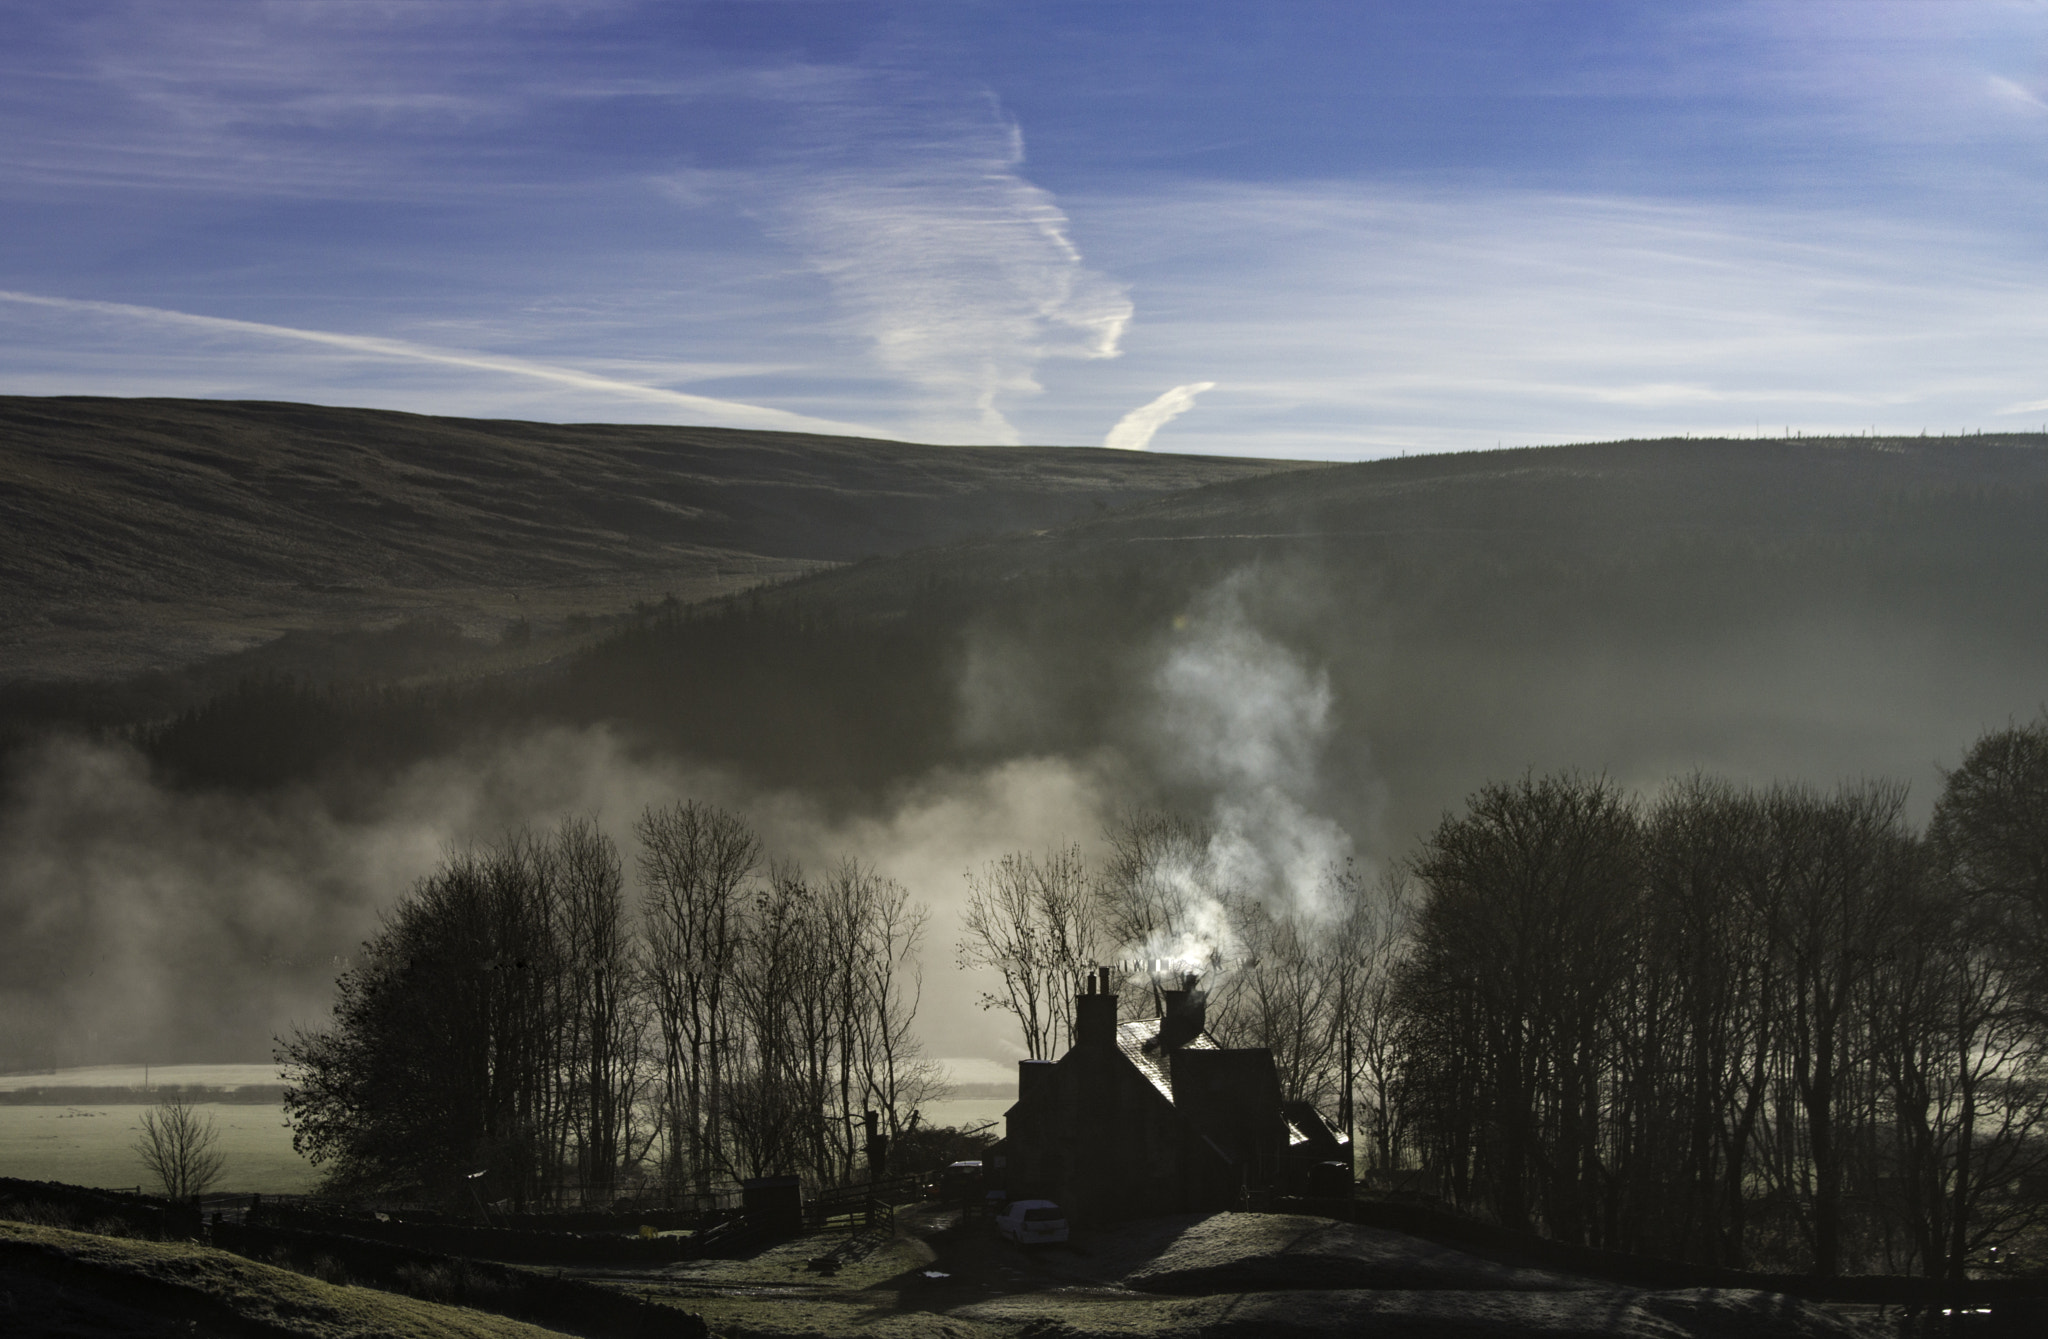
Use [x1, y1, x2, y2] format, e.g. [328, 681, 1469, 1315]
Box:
[1135, 571, 1357, 969]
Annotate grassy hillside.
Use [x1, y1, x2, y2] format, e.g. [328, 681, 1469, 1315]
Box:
[0, 1203, 1877, 1339]
[782, 432, 2048, 610]
[0, 396, 1309, 685]
[0, 1218, 582, 1338]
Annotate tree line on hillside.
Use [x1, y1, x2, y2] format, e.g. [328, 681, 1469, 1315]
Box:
[131, 594, 965, 798]
[953, 719, 2048, 1281]
[278, 805, 940, 1212]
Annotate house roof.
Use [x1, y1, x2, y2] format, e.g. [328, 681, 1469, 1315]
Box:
[1115, 1017, 1218, 1104]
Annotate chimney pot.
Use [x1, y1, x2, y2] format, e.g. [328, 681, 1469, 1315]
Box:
[1076, 965, 1118, 1051]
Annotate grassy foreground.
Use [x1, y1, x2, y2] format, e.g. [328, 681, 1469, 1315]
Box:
[0, 1219, 577, 1338]
[0, 1198, 1892, 1339]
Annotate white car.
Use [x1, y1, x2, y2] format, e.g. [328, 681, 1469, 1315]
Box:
[994, 1199, 1069, 1245]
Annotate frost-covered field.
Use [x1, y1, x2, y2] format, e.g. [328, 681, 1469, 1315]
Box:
[0, 1103, 314, 1194]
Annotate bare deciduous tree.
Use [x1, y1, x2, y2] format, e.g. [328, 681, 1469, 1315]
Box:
[284, 802, 941, 1207]
[136, 1093, 226, 1199]
[556, 816, 638, 1205]
[1398, 772, 1641, 1239]
[829, 859, 943, 1174]
[1638, 775, 1777, 1266]
[957, 845, 1098, 1058]
[639, 800, 757, 1205]
[1229, 899, 1345, 1104]
[719, 858, 940, 1186]
[1097, 808, 1213, 955]
[1332, 868, 1414, 1179]
[1749, 781, 1915, 1277]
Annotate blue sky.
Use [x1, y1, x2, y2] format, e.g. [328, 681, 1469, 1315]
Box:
[4, 2, 2048, 459]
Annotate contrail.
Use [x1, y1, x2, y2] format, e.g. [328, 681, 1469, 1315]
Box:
[0, 289, 883, 437]
[1105, 381, 1216, 451]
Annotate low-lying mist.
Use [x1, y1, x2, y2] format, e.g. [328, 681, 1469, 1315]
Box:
[0, 728, 1119, 1071]
[8, 506, 2048, 1077]
[0, 563, 1374, 1074]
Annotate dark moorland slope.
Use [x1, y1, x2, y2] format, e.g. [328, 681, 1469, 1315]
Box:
[790, 431, 2048, 608]
[118, 431, 2048, 845]
[0, 396, 1311, 684]
[533, 433, 2048, 820]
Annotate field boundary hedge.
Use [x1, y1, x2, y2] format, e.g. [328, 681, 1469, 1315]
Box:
[0, 1176, 203, 1238]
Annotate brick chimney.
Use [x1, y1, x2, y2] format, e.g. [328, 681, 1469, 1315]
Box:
[1075, 965, 1119, 1051]
[1150, 972, 1206, 1053]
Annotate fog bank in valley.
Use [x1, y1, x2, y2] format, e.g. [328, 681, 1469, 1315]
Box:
[0, 729, 1110, 1072]
[0, 565, 1374, 1074]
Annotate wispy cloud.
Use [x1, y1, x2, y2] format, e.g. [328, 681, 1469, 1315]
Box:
[1062, 182, 2048, 457]
[12, 4, 2048, 456]
[1986, 74, 2048, 118]
[0, 290, 879, 436]
[1105, 382, 1217, 451]
[0, 4, 639, 200]
[758, 86, 1132, 444]
[0, 15, 1144, 442]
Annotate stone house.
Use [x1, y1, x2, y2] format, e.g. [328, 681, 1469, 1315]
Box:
[997, 966, 1350, 1225]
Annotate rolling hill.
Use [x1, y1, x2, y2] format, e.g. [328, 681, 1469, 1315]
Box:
[0, 396, 1313, 685]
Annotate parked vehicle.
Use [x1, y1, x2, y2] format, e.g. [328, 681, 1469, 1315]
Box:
[938, 1160, 983, 1205]
[993, 1199, 1069, 1245]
